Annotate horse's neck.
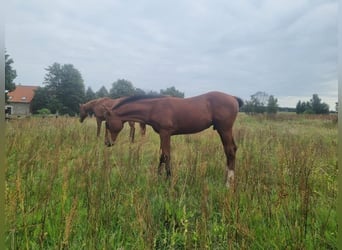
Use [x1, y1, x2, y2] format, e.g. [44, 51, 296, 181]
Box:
[84, 99, 102, 112]
[83, 103, 94, 112]
[115, 103, 152, 122]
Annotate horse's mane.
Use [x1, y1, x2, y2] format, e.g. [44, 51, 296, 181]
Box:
[113, 94, 166, 109]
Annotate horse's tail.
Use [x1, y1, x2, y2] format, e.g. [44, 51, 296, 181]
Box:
[235, 96, 244, 108]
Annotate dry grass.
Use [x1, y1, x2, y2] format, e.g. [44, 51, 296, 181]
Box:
[5, 114, 337, 249]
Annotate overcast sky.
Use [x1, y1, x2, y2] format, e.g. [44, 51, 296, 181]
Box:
[6, 0, 338, 109]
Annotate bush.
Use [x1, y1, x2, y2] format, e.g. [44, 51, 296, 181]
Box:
[37, 108, 51, 115]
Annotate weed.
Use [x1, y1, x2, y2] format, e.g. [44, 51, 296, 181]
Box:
[5, 115, 337, 249]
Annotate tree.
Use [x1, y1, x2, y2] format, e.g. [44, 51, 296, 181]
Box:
[296, 101, 305, 114]
[296, 94, 329, 114]
[31, 87, 51, 114]
[267, 95, 278, 114]
[109, 79, 135, 98]
[44, 63, 85, 115]
[241, 100, 253, 114]
[5, 52, 17, 103]
[146, 90, 159, 95]
[96, 86, 109, 98]
[296, 101, 312, 114]
[252, 91, 268, 105]
[160, 86, 184, 98]
[85, 87, 96, 102]
[310, 94, 329, 114]
[243, 91, 269, 114]
[134, 88, 146, 95]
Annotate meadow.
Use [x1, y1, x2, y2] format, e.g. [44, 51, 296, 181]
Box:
[5, 113, 337, 249]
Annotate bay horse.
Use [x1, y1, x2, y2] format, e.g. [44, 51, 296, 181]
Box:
[79, 97, 146, 145]
[104, 91, 243, 188]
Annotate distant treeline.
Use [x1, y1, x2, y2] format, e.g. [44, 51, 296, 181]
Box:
[241, 91, 335, 115]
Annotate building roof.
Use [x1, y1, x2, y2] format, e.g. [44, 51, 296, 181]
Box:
[8, 85, 39, 103]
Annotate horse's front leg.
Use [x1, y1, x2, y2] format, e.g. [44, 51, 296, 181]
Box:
[104, 123, 113, 147]
[158, 132, 171, 178]
[105, 122, 113, 147]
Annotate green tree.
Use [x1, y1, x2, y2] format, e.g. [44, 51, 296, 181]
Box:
[5, 52, 17, 103]
[241, 100, 253, 114]
[44, 63, 85, 115]
[243, 91, 269, 114]
[109, 79, 135, 98]
[296, 94, 329, 114]
[146, 90, 159, 95]
[296, 101, 305, 114]
[303, 101, 313, 114]
[267, 95, 278, 114]
[134, 88, 146, 95]
[31, 87, 51, 114]
[311, 94, 329, 114]
[160, 86, 184, 98]
[85, 87, 96, 102]
[96, 86, 109, 98]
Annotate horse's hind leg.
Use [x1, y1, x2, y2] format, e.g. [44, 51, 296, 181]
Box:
[217, 128, 237, 189]
[129, 121, 135, 143]
[158, 154, 169, 176]
[158, 132, 171, 178]
[158, 153, 171, 178]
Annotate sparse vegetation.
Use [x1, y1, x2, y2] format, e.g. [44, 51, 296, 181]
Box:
[5, 113, 337, 249]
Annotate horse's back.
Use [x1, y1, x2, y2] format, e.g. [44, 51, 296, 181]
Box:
[151, 92, 239, 132]
[97, 97, 123, 108]
[153, 91, 239, 119]
[92, 97, 120, 119]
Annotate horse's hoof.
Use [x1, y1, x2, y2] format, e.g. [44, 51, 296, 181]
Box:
[105, 142, 113, 147]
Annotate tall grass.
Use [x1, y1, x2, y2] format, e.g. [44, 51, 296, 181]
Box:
[5, 114, 337, 249]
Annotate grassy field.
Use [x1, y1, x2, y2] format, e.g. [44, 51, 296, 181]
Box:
[5, 113, 337, 249]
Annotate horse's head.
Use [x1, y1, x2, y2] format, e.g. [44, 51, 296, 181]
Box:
[79, 104, 88, 123]
[104, 108, 124, 146]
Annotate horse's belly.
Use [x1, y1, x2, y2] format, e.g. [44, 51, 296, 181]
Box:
[172, 122, 212, 135]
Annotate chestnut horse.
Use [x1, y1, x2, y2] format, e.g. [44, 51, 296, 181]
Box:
[79, 97, 146, 145]
[104, 91, 243, 188]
